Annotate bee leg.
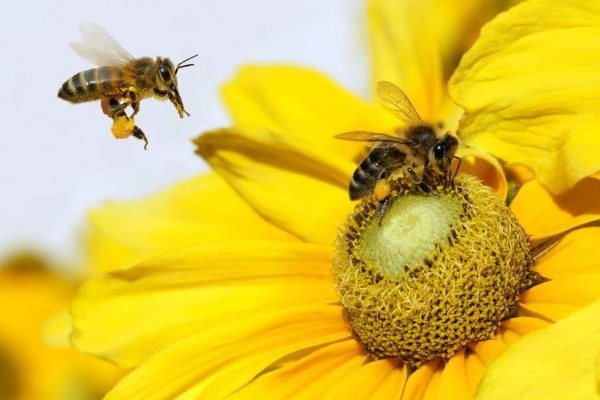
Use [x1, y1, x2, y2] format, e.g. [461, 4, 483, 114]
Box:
[132, 126, 148, 150]
[106, 97, 148, 150]
[444, 170, 451, 189]
[374, 178, 392, 202]
[107, 99, 128, 118]
[407, 167, 433, 194]
[153, 88, 188, 118]
[153, 88, 168, 98]
[168, 91, 189, 118]
[120, 87, 140, 117]
[129, 98, 140, 118]
[377, 198, 391, 227]
[419, 182, 432, 193]
[406, 167, 427, 190]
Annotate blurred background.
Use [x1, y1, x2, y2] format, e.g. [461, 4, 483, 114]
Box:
[0, 0, 368, 269]
[0, 2, 370, 398]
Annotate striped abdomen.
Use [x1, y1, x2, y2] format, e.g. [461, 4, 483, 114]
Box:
[58, 67, 126, 103]
[349, 144, 407, 200]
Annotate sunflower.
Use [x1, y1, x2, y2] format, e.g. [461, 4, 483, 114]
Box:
[69, 0, 600, 398]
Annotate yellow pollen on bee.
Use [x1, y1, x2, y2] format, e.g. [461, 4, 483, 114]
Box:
[111, 116, 135, 139]
[374, 179, 392, 201]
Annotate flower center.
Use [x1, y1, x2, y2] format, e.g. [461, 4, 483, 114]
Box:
[359, 195, 461, 279]
[332, 175, 537, 367]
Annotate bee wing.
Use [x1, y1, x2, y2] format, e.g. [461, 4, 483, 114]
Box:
[335, 131, 412, 144]
[69, 22, 134, 67]
[377, 81, 423, 125]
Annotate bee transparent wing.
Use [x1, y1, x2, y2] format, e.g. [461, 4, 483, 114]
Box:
[69, 22, 134, 67]
[377, 81, 423, 125]
[335, 131, 412, 144]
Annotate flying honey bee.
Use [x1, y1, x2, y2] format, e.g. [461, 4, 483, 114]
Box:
[335, 81, 460, 202]
[58, 22, 197, 149]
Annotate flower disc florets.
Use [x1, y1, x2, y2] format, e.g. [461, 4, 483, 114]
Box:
[333, 174, 537, 366]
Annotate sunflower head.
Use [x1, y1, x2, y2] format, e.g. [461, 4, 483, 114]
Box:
[333, 174, 539, 366]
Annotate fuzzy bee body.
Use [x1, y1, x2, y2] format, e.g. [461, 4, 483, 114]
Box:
[337, 81, 459, 201]
[58, 66, 126, 103]
[349, 143, 407, 200]
[58, 23, 197, 148]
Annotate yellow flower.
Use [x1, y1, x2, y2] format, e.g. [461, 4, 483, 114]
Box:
[475, 299, 600, 399]
[0, 253, 122, 400]
[449, 0, 600, 194]
[70, 0, 600, 398]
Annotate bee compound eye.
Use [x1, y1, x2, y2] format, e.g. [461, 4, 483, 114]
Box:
[158, 65, 172, 83]
[434, 143, 447, 159]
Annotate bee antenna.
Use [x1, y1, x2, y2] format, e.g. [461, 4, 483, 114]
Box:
[452, 155, 462, 180]
[176, 54, 199, 73]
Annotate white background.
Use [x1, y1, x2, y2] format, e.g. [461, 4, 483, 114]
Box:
[0, 0, 369, 265]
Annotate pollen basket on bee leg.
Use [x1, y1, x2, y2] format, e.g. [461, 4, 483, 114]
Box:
[373, 179, 391, 201]
[111, 116, 135, 139]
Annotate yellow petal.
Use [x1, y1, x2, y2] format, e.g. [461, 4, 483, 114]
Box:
[433, 350, 472, 399]
[449, 0, 600, 194]
[43, 309, 73, 347]
[87, 173, 297, 272]
[510, 176, 600, 239]
[321, 358, 407, 400]
[498, 328, 521, 345]
[504, 163, 535, 186]
[429, 0, 513, 80]
[420, 364, 444, 400]
[464, 350, 487, 395]
[476, 299, 600, 399]
[456, 146, 507, 198]
[463, 335, 513, 396]
[229, 340, 366, 400]
[401, 359, 442, 400]
[368, 0, 446, 121]
[103, 305, 349, 400]
[535, 227, 600, 279]
[71, 241, 338, 368]
[520, 273, 600, 321]
[468, 337, 506, 365]
[195, 128, 355, 245]
[368, 0, 514, 123]
[222, 65, 393, 162]
[500, 317, 549, 336]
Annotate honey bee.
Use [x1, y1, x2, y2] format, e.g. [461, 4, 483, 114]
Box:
[58, 22, 197, 149]
[335, 81, 459, 202]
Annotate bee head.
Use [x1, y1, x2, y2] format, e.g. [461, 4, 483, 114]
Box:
[155, 55, 197, 118]
[430, 133, 459, 173]
[155, 54, 198, 91]
[156, 58, 178, 92]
